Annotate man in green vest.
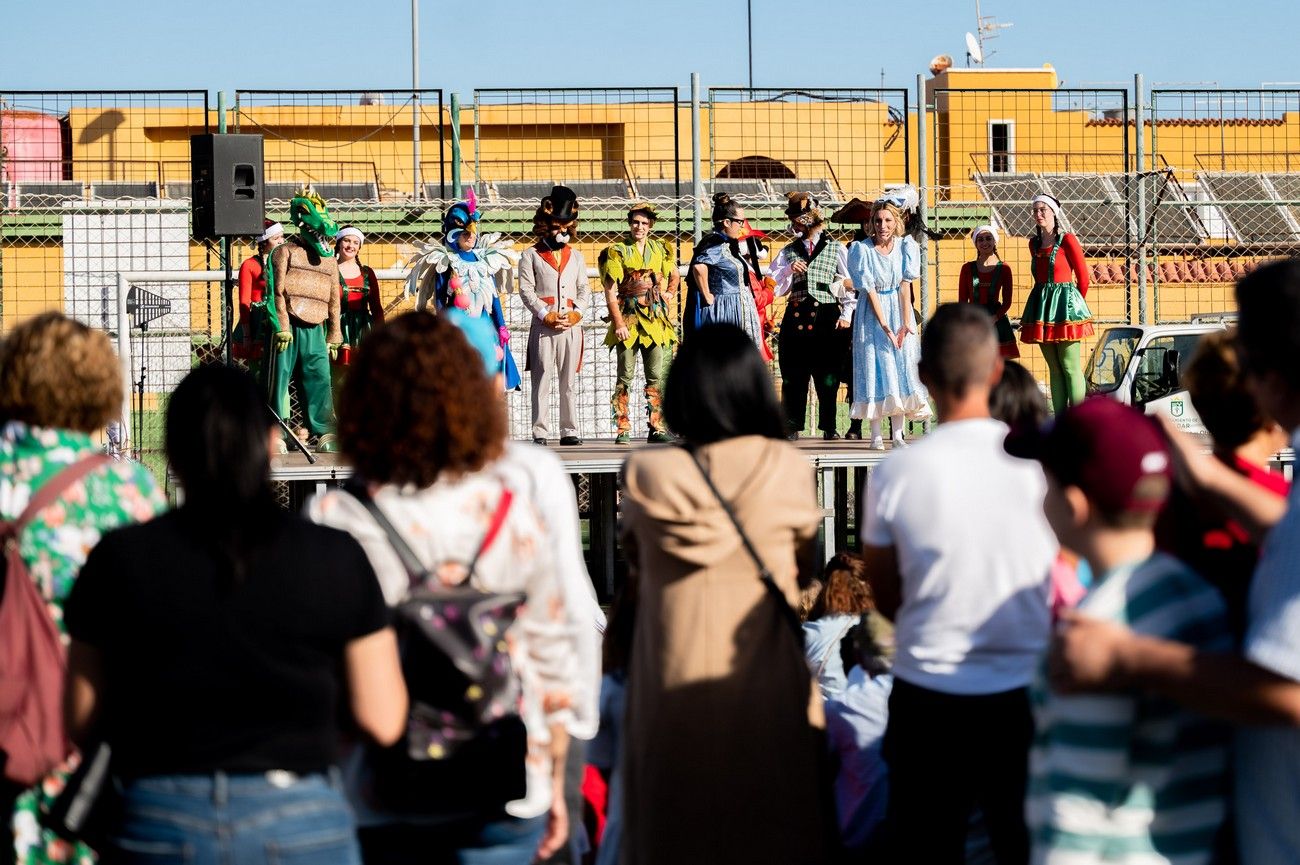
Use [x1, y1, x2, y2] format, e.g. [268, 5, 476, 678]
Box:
[770, 192, 856, 440]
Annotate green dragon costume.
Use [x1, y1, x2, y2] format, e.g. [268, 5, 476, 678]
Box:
[265, 186, 343, 452]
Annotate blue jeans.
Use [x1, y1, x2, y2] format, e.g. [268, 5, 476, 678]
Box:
[103, 771, 360, 865]
[357, 814, 547, 865]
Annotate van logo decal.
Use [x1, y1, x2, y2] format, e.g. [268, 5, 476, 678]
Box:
[1171, 399, 1184, 418]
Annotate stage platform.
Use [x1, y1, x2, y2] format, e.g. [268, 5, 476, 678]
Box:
[269, 438, 894, 599]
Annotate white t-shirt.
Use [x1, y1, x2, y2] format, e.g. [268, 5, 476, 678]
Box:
[1235, 430, 1300, 865]
[861, 417, 1057, 695]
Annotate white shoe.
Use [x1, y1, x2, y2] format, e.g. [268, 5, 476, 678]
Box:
[892, 435, 909, 449]
[869, 435, 885, 450]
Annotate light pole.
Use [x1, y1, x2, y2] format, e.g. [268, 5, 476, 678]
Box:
[412, 0, 421, 200]
[747, 0, 753, 89]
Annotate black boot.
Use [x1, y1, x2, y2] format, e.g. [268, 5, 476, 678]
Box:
[845, 419, 863, 441]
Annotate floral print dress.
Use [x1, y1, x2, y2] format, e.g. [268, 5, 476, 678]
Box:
[2, 422, 165, 865]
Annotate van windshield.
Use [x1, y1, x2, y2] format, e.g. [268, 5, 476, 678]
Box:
[1085, 328, 1141, 394]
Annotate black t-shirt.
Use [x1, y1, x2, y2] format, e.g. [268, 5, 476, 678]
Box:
[63, 509, 389, 778]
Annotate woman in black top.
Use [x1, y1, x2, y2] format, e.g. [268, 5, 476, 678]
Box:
[62, 365, 406, 865]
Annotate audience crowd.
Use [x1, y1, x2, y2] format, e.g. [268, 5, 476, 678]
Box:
[4, 256, 1300, 865]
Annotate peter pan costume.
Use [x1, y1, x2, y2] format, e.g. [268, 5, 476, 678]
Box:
[599, 203, 677, 444]
[1018, 194, 1094, 412]
[518, 186, 591, 444]
[265, 186, 342, 451]
[770, 193, 855, 439]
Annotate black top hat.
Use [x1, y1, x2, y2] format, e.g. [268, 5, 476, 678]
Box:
[536, 185, 580, 224]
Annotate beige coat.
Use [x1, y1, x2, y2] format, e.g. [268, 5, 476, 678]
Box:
[618, 436, 832, 865]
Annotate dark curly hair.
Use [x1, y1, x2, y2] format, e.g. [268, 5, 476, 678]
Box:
[337, 311, 506, 487]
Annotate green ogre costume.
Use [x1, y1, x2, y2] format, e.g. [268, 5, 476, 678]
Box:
[599, 202, 678, 443]
[265, 186, 343, 451]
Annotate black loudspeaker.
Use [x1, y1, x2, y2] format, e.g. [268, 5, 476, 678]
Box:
[191, 133, 264, 239]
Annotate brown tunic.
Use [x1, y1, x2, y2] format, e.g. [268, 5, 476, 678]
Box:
[618, 436, 832, 865]
[270, 237, 342, 344]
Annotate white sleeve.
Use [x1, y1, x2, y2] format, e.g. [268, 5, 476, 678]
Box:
[769, 247, 796, 296]
[1244, 511, 1300, 682]
[835, 244, 856, 322]
[861, 461, 900, 548]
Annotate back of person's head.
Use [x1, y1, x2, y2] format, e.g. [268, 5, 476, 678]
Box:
[167, 364, 274, 513]
[339, 312, 506, 487]
[797, 578, 825, 622]
[0, 312, 122, 433]
[1005, 397, 1172, 530]
[663, 324, 785, 445]
[1182, 329, 1271, 451]
[990, 361, 1049, 430]
[808, 551, 874, 620]
[918, 303, 999, 401]
[1236, 258, 1300, 394]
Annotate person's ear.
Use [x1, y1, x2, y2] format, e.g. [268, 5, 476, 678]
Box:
[988, 355, 1005, 389]
[1064, 484, 1090, 528]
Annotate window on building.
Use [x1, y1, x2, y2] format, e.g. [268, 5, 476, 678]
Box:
[988, 121, 1014, 173]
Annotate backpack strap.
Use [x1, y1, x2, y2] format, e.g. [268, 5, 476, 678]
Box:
[4, 454, 112, 538]
[347, 480, 514, 589]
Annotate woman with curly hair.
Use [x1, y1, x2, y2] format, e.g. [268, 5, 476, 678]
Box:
[0, 312, 166, 865]
[308, 312, 582, 865]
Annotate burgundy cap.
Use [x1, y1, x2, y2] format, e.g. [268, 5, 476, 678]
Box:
[1004, 397, 1172, 514]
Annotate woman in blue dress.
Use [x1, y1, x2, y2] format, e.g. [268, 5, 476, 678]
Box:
[846, 200, 931, 448]
[684, 193, 766, 351]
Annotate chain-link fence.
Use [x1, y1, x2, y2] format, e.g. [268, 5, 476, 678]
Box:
[10, 79, 1300, 469]
[0, 90, 211, 480]
[1148, 89, 1300, 321]
[470, 87, 684, 441]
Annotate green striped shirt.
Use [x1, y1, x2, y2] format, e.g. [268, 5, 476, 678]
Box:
[1028, 552, 1232, 865]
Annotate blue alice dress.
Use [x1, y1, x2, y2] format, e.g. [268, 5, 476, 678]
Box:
[685, 232, 765, 349]
[846, 235, 932, 421]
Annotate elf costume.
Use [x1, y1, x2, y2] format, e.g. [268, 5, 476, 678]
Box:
[958, 224, 1019, 359]
[1019, 193, 1094, 413]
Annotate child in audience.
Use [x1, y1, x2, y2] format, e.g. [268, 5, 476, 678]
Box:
[803, 552, 874, 701]
[1006, 398, 1231, 865]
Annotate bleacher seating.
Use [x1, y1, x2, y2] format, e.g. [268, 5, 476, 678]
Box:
[632, 179, 689, 200]
[15, 181, 86, 207]
[494, 180, 559, 202]
[709, 179, 769, 200]
[90, 181, 159, 199]
[164, 181, 192, 200]
[1040, 174, 1127, 245]
[767, 178, 839, 204]
[973, 172, 1045, 238]
[1198, 173, 1297, 243]
[1121, 173, 1205, 244]
[564, 179, 632, 201]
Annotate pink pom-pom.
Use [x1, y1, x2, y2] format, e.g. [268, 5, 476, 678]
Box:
[448, 274, 463, 291]
[465, 187, 478, 213]
[453, 292, 471, 310]
[498, 326, 510, 346]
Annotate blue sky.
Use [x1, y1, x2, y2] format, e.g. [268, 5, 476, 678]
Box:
[1, 0, 1293, 95]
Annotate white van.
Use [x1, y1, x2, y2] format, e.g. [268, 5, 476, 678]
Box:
[1083, 317, 1235, 436]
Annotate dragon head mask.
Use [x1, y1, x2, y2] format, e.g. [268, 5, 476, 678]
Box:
[289, 185, 339, 256]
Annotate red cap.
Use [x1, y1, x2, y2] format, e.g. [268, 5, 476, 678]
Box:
[1004, 397, 1172, 514]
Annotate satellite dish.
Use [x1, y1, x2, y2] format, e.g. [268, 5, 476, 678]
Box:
[929, 54, 954, 76]
[965, 32, 984, 65]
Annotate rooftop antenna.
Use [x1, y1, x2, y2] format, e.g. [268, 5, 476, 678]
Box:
[974, 0, 1013, 65]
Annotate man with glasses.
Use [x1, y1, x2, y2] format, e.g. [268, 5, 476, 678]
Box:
[1050, 258, 1300, 865]
[598, 203, 679, 444]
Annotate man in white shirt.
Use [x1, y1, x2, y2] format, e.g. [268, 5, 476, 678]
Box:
[862, 303, 1057, 864]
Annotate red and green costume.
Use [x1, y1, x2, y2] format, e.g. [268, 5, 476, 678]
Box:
[1019, 232, 1094, 412]
[958, 260, 1019, 358]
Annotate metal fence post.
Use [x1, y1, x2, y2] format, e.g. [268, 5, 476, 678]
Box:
[1135, 72, 1148, 325]
[916, 73, 930, 320]
[450, 92, 461, 198]
[691, 73, 702, 242]
[217, 90, 233, 367]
